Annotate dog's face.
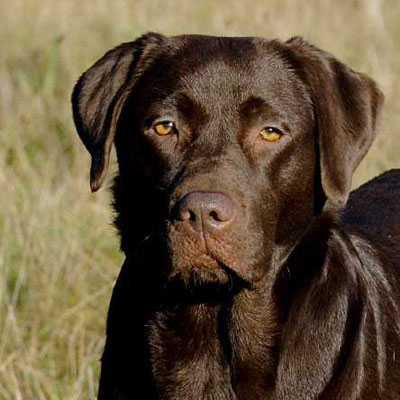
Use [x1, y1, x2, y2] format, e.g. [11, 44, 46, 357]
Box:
[72, 34, 382, 289]
[116, 36, 316, 285]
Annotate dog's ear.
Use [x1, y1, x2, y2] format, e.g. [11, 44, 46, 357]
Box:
[285, 37, 384, 208]
[72, 33, 165, 191]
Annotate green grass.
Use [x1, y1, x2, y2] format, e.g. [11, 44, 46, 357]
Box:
[1, 0, 399, 398]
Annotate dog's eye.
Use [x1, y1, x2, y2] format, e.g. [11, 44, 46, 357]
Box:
[260, 127, 283, 142]
[154, 121, 176, 136]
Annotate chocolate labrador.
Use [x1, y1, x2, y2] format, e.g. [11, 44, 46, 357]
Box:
[71, 34, 400, 399]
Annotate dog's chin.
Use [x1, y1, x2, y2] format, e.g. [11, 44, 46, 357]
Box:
[163, 258, 251, 304]
[169, 262, 230, 286]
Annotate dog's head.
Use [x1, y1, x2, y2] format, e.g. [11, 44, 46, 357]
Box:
[72, 34, 382, 289]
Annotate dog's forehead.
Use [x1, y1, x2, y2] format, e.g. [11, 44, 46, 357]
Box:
[167, 35, 283, 69]
[164, 36, 295, 93]
[136, 35, 310, 117]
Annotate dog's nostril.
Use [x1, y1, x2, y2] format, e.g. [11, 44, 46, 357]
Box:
[189, 210, 197, 222]
[210, 204, 236, 222]
[209, 210, 219, 221]
[209, 209, 231, 222]
[177, 207, 197, 222]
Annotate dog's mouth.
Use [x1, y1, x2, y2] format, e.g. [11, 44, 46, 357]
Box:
[182, 253, 232, 273]
[166, 237, 257, 291]
[132, 221, 265, 292]
[164, 256, 250, 304]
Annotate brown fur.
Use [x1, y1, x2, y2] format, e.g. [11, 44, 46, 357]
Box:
[72, 34, 400, 399]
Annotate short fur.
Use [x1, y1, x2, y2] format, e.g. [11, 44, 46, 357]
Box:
[72, 33, 400, 399]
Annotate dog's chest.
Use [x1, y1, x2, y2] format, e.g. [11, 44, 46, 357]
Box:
[147, 293, 278, 399]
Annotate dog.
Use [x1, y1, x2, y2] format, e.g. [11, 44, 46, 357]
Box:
[72, 33, 400, 399]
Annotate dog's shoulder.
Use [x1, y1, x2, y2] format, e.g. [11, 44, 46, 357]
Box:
[282, 175, 400, 331]
[341, 169, 400, 273]
[341, 169, 400, 240]
[276, 182, 400, 398]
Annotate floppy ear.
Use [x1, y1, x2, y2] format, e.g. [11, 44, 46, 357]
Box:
[285, 37, 384, 208]
[72, 33, 165, 192]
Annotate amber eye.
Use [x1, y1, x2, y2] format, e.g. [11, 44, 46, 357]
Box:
[260, 127, 283, 142]
[154, 121, 176, 136]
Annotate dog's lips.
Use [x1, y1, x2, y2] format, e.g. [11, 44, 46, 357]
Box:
[186, 251, 235, 272]
[166, 221, 261, 284]
[189, 253, 221, 270]
[188, 250, 252, 284]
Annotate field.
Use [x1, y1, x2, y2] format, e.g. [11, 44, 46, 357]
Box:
[1, 0, 399, 398]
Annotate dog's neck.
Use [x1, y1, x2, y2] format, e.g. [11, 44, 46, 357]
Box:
[143, 215, 326, 398]
[146, 273, 279, 399]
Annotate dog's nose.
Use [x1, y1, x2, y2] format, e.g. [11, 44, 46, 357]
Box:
[174, 191, 235, 233]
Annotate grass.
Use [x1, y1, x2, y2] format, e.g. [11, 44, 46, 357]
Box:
[1, 0, 399, 398]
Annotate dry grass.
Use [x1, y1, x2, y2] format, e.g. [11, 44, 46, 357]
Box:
[1, 0, 399, 398]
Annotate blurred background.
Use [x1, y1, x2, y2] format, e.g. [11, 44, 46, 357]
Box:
[0, 0, 399, 398]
